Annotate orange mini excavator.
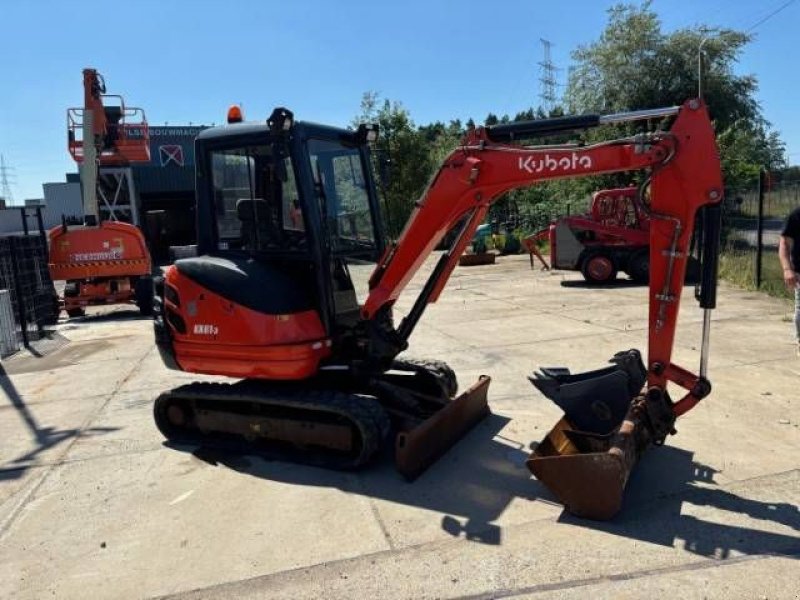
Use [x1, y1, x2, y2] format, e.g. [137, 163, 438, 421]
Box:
[153, 101, 723, 518]
[48, 69, 153, 318]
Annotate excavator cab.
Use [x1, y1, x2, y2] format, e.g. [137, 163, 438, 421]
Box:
[158, 110, 386, 378]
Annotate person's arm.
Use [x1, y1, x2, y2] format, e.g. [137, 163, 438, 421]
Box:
[779, 235, 797, 289]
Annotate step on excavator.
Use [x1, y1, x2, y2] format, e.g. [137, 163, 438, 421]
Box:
[153, 100, 723, 519]
[48, 69, 153, 318]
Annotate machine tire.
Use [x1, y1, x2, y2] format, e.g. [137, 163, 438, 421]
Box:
[64, 281, 80, 298]
[581, 252, 617, 284]
[393, 357, 458, 397]
[66, 307, 85, 318]
[135, 276, 154, 316]
[626, 249, 650, 284]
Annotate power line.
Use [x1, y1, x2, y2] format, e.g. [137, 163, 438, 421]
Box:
[745, 0, 797, 33]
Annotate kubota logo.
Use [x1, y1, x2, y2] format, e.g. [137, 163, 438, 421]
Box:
[519, 153, 592, 174]
[193, 324, 219, 336]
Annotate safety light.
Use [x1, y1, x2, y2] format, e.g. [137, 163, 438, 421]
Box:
[227, 105, 243, 124]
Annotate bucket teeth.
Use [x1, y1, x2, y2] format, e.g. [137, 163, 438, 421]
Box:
[528, 349, 646, 435]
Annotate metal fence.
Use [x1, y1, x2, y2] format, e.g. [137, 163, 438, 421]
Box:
[0, 208, 60, 349]
[0, 289, 18, 357]
[720, 174, 800, 297]
[519, 196, 589, 234]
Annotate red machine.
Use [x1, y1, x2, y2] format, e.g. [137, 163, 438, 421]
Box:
[525, 186, 654, 283]
[49, 69, 153, 318]
[153, 100, 722, 519]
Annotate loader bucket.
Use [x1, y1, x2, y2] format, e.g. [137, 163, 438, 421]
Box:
[395, 375, 491, 480]
[526, 351, 674, 520]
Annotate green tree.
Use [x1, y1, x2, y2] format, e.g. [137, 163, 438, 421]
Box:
[354, 92, 434, 238]
[565, 2, 785, 188]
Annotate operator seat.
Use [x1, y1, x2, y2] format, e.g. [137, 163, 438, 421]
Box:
[237, 197, 274, 252]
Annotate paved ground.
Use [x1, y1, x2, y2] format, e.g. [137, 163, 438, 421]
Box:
[1, 254, 798, 599]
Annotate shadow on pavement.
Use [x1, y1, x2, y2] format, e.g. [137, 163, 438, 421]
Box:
[3, 339, 113, 375]
[163, 419, 800, 557]
[560, 279, 644, 289]
[61, 307, 151, 326]
[559, 445, 800, 559]
[174, 412, 551, 546]
[0, 363, 119, 482]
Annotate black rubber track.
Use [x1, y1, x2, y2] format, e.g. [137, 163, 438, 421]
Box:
[154, 380, 391, 470]
[391, 357, 458, 398]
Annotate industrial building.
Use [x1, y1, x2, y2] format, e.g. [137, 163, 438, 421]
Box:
[126, 124, 208, 260]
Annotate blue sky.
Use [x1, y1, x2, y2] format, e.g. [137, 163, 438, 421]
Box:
[1, 0, 797, 202]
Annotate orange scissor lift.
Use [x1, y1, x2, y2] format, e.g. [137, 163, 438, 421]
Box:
[49, 68, 153, 318]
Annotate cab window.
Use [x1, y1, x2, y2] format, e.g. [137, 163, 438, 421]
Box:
[308, 139, 377, 257]
[210, 146, 307, 253]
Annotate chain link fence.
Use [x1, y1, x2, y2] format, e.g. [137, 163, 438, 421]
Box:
[720, 175, 800, 298]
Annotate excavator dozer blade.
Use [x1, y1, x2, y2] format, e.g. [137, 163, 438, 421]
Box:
[395, 375, 491, 480]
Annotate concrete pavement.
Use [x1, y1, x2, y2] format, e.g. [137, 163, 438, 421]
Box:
[1, 254, 798, 599]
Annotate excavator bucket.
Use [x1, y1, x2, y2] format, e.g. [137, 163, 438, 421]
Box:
[395, 375, 491, 480]
[526, 350, 674, 520]
[528, 417, 636, 519]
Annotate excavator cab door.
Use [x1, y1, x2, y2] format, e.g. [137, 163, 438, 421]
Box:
[307, 138, 383, 262]
[304, 136, 385, 328]
[192, 123, 385, 342]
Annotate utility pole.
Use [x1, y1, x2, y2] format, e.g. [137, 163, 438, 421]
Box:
[538, 39, 558, 113]
[0, 154, 16, 205]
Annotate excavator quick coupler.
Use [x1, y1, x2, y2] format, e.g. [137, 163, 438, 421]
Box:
[526, 349, 676, 520]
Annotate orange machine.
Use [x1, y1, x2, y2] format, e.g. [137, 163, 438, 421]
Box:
[48, 221, 152, 317]
[153, 100, 722, 518]
[50, 69, 153, 318]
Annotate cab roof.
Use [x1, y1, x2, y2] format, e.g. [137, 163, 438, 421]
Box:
[196, 119, 361, 143]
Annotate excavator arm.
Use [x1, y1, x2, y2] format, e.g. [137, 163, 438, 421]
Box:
[362, 99, 723, 518]
[365, 99, 722, 410]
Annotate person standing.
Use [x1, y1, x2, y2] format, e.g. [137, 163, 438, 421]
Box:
[778, 206, 800, 354]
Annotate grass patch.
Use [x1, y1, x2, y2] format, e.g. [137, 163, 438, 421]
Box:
[718, 250, 793, 300]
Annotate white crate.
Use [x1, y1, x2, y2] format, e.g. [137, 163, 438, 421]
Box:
[0, 289, 18, 357]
